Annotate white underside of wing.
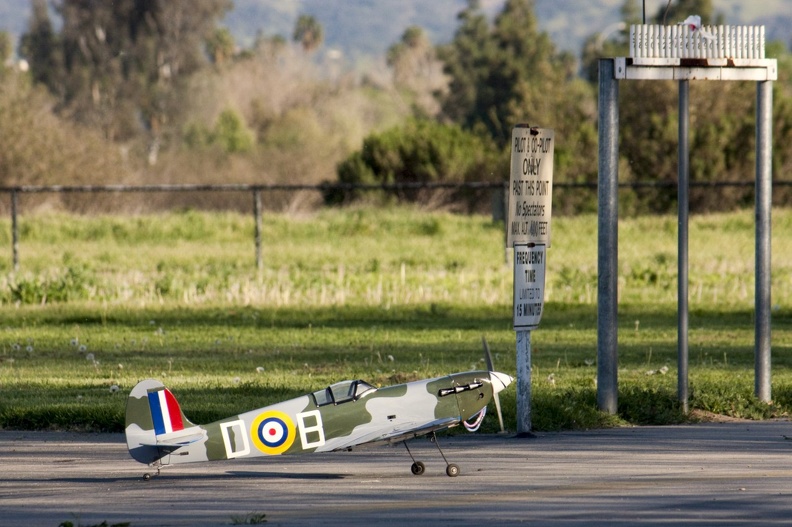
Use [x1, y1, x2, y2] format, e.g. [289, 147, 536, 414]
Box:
[326, 417, 459, 451]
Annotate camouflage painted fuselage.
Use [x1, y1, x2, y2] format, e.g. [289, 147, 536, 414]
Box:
[125, 371, 505, 466]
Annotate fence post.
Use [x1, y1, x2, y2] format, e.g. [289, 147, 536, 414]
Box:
[253, 189, 263, 271]
[11, 189, 18, 272]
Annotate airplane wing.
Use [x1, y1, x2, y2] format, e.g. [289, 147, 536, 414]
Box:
[327, 417, 459, 452]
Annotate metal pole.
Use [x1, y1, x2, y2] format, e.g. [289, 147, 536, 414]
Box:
[503, 187, 509, 265]
[516, 329, 532, 435]
[755, 80, 773, 402]
[11, 189, 18, 272]
[678, 80, 690, 413]
[597, 59, 619, 414]
[253, 189, 263, 272]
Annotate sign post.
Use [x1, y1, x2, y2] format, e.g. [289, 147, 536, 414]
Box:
[507, 125, 554, 436]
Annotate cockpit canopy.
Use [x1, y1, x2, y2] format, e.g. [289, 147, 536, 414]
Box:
[312, 379, 376, 407]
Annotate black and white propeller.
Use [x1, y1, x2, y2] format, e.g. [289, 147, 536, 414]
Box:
[482, 336, 507, 433]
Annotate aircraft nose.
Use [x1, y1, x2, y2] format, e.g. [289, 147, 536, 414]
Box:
[490, 371, 513, 394]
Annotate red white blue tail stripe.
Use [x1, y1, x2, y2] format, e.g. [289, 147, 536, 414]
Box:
[148, 388, 185, 435]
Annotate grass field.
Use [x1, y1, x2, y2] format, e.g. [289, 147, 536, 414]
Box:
[1, 206, 792, 433]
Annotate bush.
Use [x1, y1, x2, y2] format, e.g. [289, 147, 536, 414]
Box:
[184, 108, 254, 154]
[4, 265, 94, 305]
[214, 109, 255, 154]
[326, 119, 505, 207]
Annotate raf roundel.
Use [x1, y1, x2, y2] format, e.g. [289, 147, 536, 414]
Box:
[251, 411, 296, 455]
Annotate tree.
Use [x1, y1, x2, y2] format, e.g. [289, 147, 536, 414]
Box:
[20, 0, 232, 152]
[206, 28, 236, 65]
[19, 0, 62, 90]
[435, 0, 598, 213]
[437, 1, 496, 130]
[438, 0, 580, 144]
[386, 26, 447, 116]
[0, 71, 127, 189]
[293, 14, 323, 53]
[486, 0, 563, 139]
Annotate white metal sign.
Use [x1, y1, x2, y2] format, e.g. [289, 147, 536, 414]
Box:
[507, 126, 554, 247]
[513, 244, 546, 330]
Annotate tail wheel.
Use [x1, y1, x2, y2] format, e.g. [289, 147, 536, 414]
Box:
[410, 461, 425, 475]
[446, 464, 459, 477]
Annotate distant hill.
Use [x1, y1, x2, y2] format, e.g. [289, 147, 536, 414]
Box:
[224, 0, 792, 62]
[1, 0, 790, 65]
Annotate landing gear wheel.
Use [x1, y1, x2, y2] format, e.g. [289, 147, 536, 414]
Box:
[411, 461, 426, 475]
[143, 464, 162, 481]
[446, 464, 459, 477]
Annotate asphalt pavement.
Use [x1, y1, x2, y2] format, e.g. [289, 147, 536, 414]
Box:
[2, 421, 792, 526]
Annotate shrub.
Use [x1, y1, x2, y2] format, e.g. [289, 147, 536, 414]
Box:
[326, 119, 504, 207]
[184, 108, 254, 154]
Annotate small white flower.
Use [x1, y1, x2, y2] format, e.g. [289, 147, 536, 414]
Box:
[86, 353, 95, 361]
[109, 384, 120, 393]
[25, 345, 33, 353]
[387, 355, 395, 362]
[256, 366, 265, 373]
[660, 366, 669, 375]
[79, 344, 87, 352]
[233, 377, 241, 384]
[11, 343, 20, 351]
[70, 338, 79, 346]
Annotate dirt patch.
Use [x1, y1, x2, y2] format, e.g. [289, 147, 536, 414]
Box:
[689, 410, 752, 423]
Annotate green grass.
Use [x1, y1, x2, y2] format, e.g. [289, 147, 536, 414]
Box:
[1, 206, 792, 432]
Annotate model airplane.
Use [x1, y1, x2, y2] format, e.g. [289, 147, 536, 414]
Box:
[125, 370, 512, 480]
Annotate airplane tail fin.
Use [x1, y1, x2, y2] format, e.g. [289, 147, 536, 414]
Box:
[125, 379, 204, 464]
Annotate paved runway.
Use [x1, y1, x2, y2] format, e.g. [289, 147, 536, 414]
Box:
[2, 421, 792, 526]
